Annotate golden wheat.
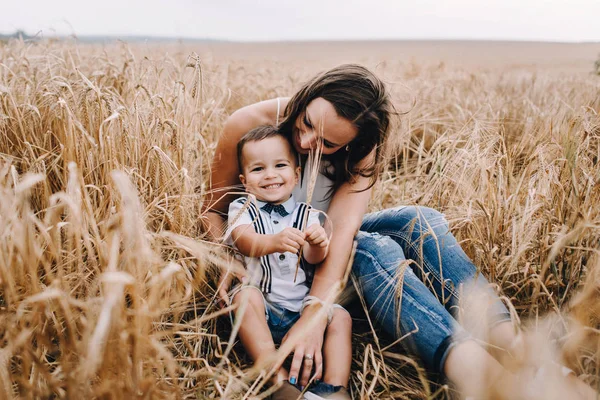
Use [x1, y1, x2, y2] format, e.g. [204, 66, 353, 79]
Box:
[0, 38, 599, 399]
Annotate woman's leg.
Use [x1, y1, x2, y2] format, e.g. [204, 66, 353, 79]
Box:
[360, 206, 516, 350]
[353, 231, 522, 398]
[353, 231, 465, 372]
[444, 340, 520, 399]
[359, 207, 598, 398]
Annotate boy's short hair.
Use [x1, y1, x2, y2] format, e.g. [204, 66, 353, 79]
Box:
[236, 125, 297, 173]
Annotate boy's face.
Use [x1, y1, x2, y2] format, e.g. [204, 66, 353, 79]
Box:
[239, 135, 300, 204]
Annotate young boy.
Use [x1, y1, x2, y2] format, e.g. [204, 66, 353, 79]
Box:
[226, 125, 352, 400]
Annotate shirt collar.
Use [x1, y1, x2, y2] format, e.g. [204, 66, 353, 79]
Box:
[256, 195, 295, 215]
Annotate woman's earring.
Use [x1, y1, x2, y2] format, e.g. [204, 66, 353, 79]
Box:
[345, 144, 350, 152]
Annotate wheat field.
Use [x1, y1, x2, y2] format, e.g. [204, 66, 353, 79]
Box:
[0, 37, 599, 399]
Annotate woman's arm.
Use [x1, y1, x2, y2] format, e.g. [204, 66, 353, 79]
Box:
[282, 153, 374, 386]
[308, 179, 370, 297]
[204, 110, 256, 239]
[204, 99, 287, 239]
[205, 98, 290, 308]
[205, 103, 275, 306]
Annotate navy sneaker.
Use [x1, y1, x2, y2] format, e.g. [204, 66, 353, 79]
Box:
[304, 382, 351, 400]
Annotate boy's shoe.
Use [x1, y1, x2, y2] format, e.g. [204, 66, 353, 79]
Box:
[271, 380, 305, 400]
[304, 382, 351, 400]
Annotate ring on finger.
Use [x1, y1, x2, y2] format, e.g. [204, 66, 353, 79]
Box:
[304, 354, 313, 361]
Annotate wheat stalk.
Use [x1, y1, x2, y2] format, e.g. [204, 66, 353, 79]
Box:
[0, 38, 598, 399]
[293, 116, 325, 282]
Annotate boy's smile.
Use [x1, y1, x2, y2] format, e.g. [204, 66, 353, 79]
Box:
[239, 135, 300, 204]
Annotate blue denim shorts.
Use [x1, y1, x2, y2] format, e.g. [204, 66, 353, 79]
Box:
[229, 285, 301, 344]
[265, 301, 302, 344]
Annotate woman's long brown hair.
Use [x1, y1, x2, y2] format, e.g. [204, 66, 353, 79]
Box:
[278, 64, 393, 196]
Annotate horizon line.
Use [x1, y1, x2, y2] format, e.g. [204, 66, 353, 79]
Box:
[1, 30, 599, 45]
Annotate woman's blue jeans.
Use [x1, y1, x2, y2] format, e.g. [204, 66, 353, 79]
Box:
[353, 206, 511, 374]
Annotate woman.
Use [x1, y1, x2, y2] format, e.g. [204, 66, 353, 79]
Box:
[205, 64, 594, 399]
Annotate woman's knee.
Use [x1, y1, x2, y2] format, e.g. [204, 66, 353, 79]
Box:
[355, 232, 405, 264]
[362, 206, 449, 239]
[402, 206, 449, 233]
[353, 232, 406, 276]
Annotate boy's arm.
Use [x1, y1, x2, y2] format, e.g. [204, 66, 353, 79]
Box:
[231, 225, 306, 258]
[302, 242, 329, 264]
[231, 225, 275, 257]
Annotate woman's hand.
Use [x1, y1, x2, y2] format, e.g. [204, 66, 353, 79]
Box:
[280, 304, 329, 387]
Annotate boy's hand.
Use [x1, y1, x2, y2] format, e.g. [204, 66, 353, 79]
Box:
[304, 224, 329, 248]
[269, 227, 305, 254]
[217, 270, 233, 309]
[217, 256, 246, 309]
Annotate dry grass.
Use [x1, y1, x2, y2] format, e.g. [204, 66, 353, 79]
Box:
[0, 37, 599, 399]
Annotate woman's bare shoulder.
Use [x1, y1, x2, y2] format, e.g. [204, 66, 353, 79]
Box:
[226, 97, 291, 136]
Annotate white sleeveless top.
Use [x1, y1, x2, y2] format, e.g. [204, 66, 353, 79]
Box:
[276, 98, 335, 212]
[292, 161, 334, 212]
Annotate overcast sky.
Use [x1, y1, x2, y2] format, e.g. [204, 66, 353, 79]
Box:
[2, 0, 599, 42]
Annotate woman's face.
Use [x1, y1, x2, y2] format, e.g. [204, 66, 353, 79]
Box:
[292, 97, 358, 155]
